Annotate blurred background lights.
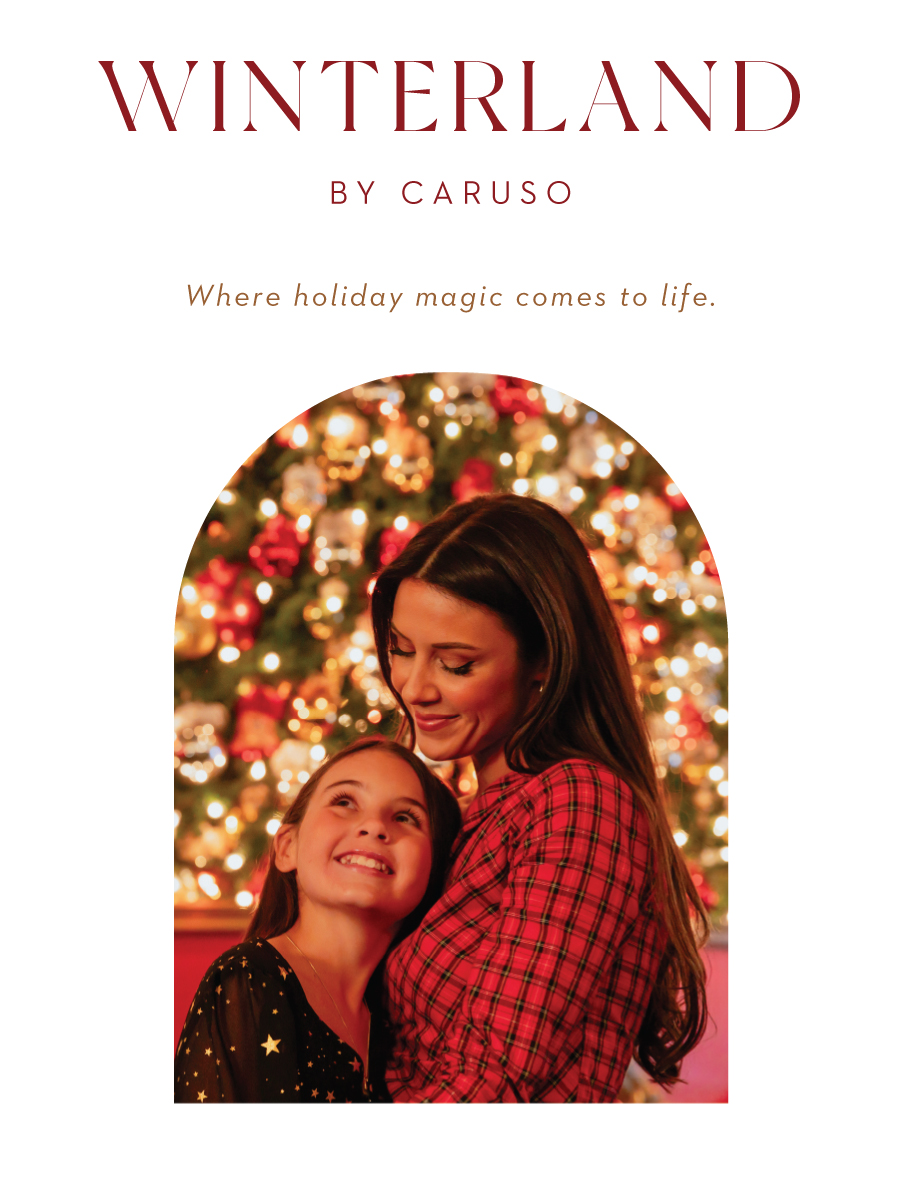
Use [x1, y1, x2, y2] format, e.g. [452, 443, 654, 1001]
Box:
[266, 818, 281, 835]
[673, 830, 688, 847]
[176, 375, 726, 931]
[197, 873, 220, 899]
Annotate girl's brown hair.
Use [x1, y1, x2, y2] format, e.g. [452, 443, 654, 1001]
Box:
[370, 493, 710, 1087]
[246, 737, 461, 944]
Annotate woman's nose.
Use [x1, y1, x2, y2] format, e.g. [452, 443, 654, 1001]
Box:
[400, 657, 441, 705]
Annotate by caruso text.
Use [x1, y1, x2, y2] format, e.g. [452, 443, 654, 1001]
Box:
[99, 60, 799, 133]
[331, 181, 571, 205]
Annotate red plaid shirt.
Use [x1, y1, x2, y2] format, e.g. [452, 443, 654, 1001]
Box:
[384, 759, 667, 1102]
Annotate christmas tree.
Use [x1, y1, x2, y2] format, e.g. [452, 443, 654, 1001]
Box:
[174, 373, 728, 927]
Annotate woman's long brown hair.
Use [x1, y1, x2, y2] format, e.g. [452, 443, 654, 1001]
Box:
[371, 494, 711, 1087]
[246, 737, 461, 945]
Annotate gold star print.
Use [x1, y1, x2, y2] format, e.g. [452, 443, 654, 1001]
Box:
[196, 1008, 202, 1015]
[216, 1060, 220, 1066]
[311, 1089, 318, 1097]
[230, 1046, 236, 1052]
[185, 1048, 190, 1055]
[241, 958, 247, 968]
[261, 1035, 281, 1056]
[326, 1092, 335, 1103]
[193, 1072, 198, 1078]
[204, 1048, 212, 1056]
[278, 967, 288, 980]
[307, 1061, 313, 1067]
[273, 1009, 278, 1015]
[351, 1059, 361, 1072]
[216, 985, 222, 995]
[295, 1085, 300, 1091]
[197, 1091, 207, 1103]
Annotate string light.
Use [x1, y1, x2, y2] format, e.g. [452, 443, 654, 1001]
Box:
[259, 498, 278, 518]
[250, 760, 267, 780]
[499, 452, 513, 466]
[256, 581, 273, 602]
[262, 652, 280, 671]
[218, 646, 240, 663]
[207, 800, 224, 818]
[266, 818, 281, 835]
[235, 891, 254, 909]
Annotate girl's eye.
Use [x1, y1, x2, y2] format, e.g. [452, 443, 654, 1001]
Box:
[329, 793, 355, 809]
[395, 809, 423, 828]
[441, 660, 473, 676]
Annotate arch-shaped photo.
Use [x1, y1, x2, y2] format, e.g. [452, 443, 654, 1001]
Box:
[174, 372, 728, 1105]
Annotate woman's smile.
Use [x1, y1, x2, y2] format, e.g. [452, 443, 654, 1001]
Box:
[335, 850, 394, 875]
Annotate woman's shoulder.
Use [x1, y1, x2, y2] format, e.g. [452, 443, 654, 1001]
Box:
[520, 758, 634, 801]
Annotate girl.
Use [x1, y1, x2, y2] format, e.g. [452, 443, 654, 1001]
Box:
[174, 738, 460, 1103]
[371, 493, 710, 1102]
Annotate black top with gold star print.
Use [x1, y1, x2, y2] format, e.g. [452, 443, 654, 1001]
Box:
[174, 939, 389, 1104]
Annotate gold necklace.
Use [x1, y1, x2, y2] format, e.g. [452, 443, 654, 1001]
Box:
[284, 933, 372, 1097]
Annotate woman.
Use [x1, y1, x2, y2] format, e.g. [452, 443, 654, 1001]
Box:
[371, 493, 710, 1102]
[174, 738, 460, 1103]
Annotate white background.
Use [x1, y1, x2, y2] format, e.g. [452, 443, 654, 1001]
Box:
[5, 1, 894, 1192]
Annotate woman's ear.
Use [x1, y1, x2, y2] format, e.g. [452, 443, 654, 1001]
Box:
[272, 823, 298, 874]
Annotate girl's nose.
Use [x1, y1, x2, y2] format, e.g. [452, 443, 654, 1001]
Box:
[357, 817, 389, 842]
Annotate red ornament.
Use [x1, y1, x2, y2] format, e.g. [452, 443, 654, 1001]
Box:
[489, 377, 543, 419]
[229, 684, 288, 759]
[248, 515, 307, 578]
[378, 521, 422, 567]
[195, 557, 263, 651]
[664, 480, 690, 511]
[452, 458, 495, 503]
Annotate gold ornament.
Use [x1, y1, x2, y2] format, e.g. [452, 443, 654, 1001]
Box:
[311, 509, 367, 572]
[319, 407, 370, 481]
[174, 702, 230, 784]
[281, 460, 328, 519]
[381, 418, 434, 493]
[174, 583, 217, 660]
